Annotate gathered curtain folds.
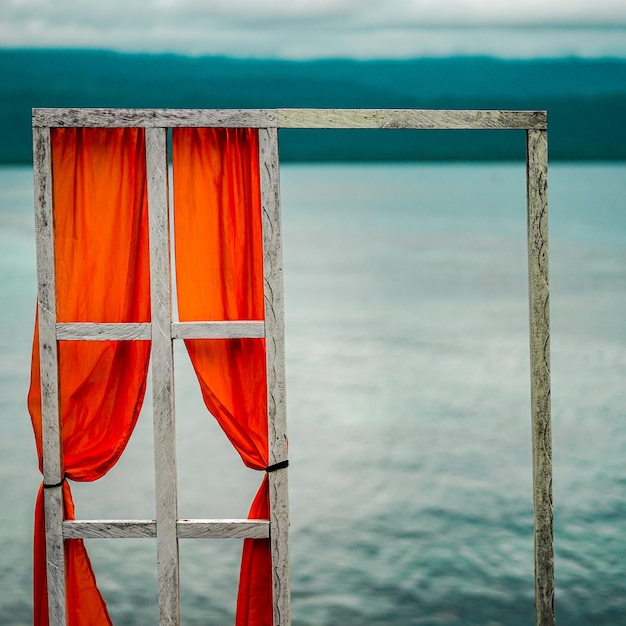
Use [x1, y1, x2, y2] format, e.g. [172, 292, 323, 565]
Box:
[28, 128, 151, 625]
[172, 127, 273, 626]
[27, 126, 273, 625]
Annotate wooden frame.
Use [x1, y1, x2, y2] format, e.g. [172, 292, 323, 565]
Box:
[32, 108, 552, 626]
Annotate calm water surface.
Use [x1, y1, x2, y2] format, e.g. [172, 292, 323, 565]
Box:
[1, 162, 624, 625]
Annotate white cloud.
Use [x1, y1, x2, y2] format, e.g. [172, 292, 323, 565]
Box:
[1, 0, 625, 57]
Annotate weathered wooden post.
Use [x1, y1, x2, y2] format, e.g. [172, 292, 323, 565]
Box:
[526, 126, 554, 626]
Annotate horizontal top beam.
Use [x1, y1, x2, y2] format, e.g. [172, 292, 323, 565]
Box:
[277, 108, 546, 130]
[33, 108, 277, 128]
[33, 108, 547, 130]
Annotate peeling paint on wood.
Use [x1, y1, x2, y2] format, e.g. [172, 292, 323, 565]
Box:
[33, 108, 277, 128]
[33, 107, 546, 131]
[33, 125, 66, 626]
[177, 519, 270, 539]
[260, 127, 291, 626]
[171, 320, 265, 339]
[527, 128, 554, 626]
[62, 519, 270, 540]
[56, 322, 152, 341]
[146, 127, 181, 626]
[63, 520, 156, 539]
[277, 108, 547, 130]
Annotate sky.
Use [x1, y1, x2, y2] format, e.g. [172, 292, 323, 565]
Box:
[1, 0, 626, 58]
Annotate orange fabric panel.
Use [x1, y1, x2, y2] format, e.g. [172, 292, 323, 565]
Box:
[173, 127, 268, 470]
[34, 485, 112, 626]
[237, 478, 273, 626]
[52, 128, 151, 325]
[173, 127, 264, 323]
[28, 128, 151, 625]
[173, 127, 272, 626]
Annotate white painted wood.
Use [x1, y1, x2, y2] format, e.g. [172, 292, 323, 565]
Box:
[526, 128, 554, 626]
[277, 108, 547, 130]
[55, 321, 265, 341]
[33, 127, 63, 489]
[56, 322, 152, 341]
[34, 108, 546, 131]
[62, 519, 270, 540]
[33, 108, 276, 129]
[171, 321, 265, 339]
[259, 127, 291, 626]
[43, 487, 65, 625]
[33, 125, 66, 626]
[63, 520, 156, 539]
[146, 127, 180, 626]
[177, 519, 270, 539]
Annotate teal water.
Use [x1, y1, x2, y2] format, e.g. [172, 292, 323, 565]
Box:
[1, 163, 624, 625]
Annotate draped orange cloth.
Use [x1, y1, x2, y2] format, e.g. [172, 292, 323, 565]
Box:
[28, 128, 151, 625]
[173, 127, 273, 626]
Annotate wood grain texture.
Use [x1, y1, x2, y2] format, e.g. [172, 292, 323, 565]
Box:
[277, 108, 547, 130]
[177, 519, 270, 539]
[44, 487, 66, 625]
[56, 322, 152, 341]
[33, 126, 62, 486]
[33, 108, 546, 130]
[171, 321, 265, 339]
[146, 127, 180, 626]
[55, 321, 265, 341]
[62, 519, 270, 540]
[33, 125, 66, 626]
[526, 128, 554, 626]
[63, 520, 156, 539]
[33, 108, 276, 128]
[259, 127, 291, 626]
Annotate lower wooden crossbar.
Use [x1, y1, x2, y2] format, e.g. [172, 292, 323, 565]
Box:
[62, 519, 270, 540]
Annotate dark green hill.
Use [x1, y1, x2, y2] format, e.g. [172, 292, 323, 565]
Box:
[1, 49, 625, 162]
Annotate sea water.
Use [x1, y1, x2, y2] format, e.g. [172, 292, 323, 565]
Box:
[0, 162, 624, 625]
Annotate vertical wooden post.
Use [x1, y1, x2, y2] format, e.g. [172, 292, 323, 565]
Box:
[33, 125, 67, 626]
[526, 128, 555, 626]
[146, 127, 180, 625]
[259, 127, 291, 626]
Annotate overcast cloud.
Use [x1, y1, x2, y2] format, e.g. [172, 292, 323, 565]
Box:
[1, 0, 625, 58]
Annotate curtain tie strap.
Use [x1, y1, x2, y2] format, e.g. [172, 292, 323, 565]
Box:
[43, 475, 66, 489]
[265, 460, 289, 473]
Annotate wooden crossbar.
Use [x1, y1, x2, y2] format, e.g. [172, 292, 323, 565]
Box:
[55, 321, 265, 341]
[277, 108, 546, 129]
[33, 108, 552, 626]
[56, 322, 152, 340]
[171, 321, 265, 339]
[62, 519, 270, 540]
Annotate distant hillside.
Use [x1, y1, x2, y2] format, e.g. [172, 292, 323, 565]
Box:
[1, 49, 625, 162]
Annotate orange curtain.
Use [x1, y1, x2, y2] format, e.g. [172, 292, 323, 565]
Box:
[28, 128, 151, 625]
[172, 127, 273, 626]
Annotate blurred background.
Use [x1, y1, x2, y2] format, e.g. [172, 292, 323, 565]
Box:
[1, 2, 625, 624]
